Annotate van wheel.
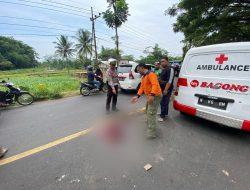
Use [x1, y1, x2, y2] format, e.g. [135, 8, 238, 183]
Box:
[180, 111, 188, 116]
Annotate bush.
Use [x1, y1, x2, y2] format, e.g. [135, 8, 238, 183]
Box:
[0, 61, 14, 70]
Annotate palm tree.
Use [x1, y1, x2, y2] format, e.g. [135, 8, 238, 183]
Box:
[75, 29, 92, 59]
[54, 35, 74, 73]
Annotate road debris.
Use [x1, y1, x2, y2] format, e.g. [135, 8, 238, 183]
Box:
[56, 174, 66, 182]
[231, 179, 236, 183]
[222, 170, 229, 176]
[190, 172, 198, 177]
[70, 179, 80, 183]
[144, 164, 152, 171]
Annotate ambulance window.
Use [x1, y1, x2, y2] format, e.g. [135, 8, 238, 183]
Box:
[185, 52, 250, 79]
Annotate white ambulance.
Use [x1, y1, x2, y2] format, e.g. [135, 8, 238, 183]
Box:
[174, 42, 250, 132]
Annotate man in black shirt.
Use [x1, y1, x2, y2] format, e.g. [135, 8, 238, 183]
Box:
[158, 56, 175, 122]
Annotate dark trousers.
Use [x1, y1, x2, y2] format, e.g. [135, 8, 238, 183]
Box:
[160, 91, 172, 118]
[96, 78, 104, 90]
[106, 85, 118, 111]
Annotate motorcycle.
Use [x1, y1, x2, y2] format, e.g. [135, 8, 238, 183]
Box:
[80, 76, 107, 96]
[0, 80, 34, 107]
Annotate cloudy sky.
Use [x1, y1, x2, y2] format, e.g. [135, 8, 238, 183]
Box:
[0, 0, 184, 59]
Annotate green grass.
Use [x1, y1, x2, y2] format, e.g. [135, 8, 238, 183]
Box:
[0, 68, 85, 100]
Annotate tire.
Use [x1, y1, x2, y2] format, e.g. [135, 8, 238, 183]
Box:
[180, 111, 189, 116]
[17, 92, 34, 105]
[80, 86, 90, 96]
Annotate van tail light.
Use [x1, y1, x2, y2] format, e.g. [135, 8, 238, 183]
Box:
[129, 71, 134, 79]
[177, 77, 188, 87]
[175, 78, 187, 96]
[174, 87, 179, 96]
[241, 120, 250, 132]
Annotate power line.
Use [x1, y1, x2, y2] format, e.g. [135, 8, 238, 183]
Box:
[0, 23, 78, 33]
[0, 33, 145, 52]
[96, 20, 156, 45]
[0, 0, 90, 18]
[39, 0, 91, 12]
[0, 16, 153, 46]
[0, 20, 114, 40]
[16, 0, 90, 15]
[0, 33, 72, 37]
[0, 15, 82, 29]
[96, 37, 144, 52]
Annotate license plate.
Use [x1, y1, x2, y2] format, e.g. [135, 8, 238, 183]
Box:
[118, 77, 125, 81]
[198, 97, 228, 110]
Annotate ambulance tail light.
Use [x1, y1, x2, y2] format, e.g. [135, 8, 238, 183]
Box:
[175, 78, 188, 96]
[241, 120, 250, 132]
[177, 77, 188, 87]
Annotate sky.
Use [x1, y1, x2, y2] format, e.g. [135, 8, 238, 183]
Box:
[0, 0, 184, 60]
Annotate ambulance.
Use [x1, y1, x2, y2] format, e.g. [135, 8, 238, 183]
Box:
[174, 42, 250, 131]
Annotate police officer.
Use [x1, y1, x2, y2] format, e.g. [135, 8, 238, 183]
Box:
[106, 61, 120, 114]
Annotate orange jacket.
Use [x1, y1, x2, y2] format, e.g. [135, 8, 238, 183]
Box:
[137, 71, 162, 96]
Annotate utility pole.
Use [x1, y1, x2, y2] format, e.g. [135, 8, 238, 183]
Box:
[112, 1, 120, 60]
[90, 7, 101, 65]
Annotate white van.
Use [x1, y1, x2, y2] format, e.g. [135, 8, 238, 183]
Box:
[117, 61, 141, 91]
[174, 42, 250, 132]
[118, 62, 154, 91]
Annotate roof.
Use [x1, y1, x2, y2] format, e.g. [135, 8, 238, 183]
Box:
[187, 42, 250, 55]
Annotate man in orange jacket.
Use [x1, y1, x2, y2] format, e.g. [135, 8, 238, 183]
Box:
[131, 63, 162, 139]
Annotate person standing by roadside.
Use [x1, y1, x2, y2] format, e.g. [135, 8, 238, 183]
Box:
[95, 65, 104, 91]
[0, 146, 8, 158]
[158, 56, 175, 122]
[154, 61, 162, 78]
[131, 63, 162, 139]
[106, 61, 120, 114]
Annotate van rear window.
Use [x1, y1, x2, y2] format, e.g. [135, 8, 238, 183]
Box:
[118, 65, 132, 73]
[185, 52, 250, 79]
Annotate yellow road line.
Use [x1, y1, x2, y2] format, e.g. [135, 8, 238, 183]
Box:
[0, 128, 92, 166]
[0, 108, 145, 167]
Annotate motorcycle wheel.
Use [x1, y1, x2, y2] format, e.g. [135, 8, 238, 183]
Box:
[80, 86, 91, 96]
[17, 92, 34, 105]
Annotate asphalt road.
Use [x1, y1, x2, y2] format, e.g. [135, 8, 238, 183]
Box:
[0, 92, 250, 190]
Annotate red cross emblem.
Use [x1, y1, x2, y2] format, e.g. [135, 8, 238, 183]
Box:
[215, 54, 228, 64]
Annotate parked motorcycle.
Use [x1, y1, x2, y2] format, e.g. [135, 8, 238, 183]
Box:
[0, 80, 34, 107]
[80, 77, 107, 96]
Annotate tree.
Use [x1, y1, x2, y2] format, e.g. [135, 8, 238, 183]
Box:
[75, 29, 92, 59]
[98, 46, 122, 61]
[121, 54, 134, 61]
[137, 44, 168, 64]
[0, 36, 38, 70]
[76, 54, 92, 68]
[103, 0, 129, 58]
[166, 0, 250, 55]
[54, 35, 75, 73]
